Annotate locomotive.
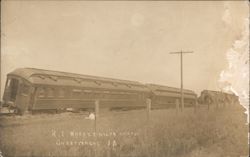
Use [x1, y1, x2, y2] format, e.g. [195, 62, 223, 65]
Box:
[1, 68, 197, 115]
[198, 90, 239, 108]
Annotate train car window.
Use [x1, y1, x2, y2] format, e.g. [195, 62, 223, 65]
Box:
[38, 75, 46, 79]
[38, 88, 45, 98]
[72, 89, 82, 98]
[47, 88, 55, 97]
[95, 81, 102, 86]
[58, 89, 65, 97]
[73, 89, 82, 92]
[126, 84, 132, 88]
[73, 78, 82, 84]
[83, 89, 92, 93]
[6, 79, 11, 88]
[112, 82, 118, 87]
[48, 76, 58, 81]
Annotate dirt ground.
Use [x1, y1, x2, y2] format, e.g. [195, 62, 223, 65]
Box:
[0, 104, 248, 157]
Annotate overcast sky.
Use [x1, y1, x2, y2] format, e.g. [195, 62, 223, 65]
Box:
[1, 1, 248, 96]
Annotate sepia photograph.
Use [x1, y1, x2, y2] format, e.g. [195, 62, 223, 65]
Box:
[0, 1, 249, 157]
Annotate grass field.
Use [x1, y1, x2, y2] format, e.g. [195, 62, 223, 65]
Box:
[0, 104, 248, 157]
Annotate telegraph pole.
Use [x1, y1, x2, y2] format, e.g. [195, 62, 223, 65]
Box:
[170, 50, 193, 111]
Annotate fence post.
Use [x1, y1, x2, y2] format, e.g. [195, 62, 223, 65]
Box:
[216, 98, 219, 110]
[175, 99, 180, 113]
[94, 100, 99, 134]
[95, 100, 99, 119]
[94, 100, 99, 157]
[194, 101, 197, 113]
[146, 98, 151, 122]
[145, 98, 151, 157]
[182, 99, 184, 112]
[207, 99, 210, 111]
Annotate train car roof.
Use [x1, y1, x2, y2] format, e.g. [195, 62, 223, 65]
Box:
[8, 68, 149, 92]
[201, 90, 236, 96]
[146, 84, 196, 95]
[152, 90, 197, 99]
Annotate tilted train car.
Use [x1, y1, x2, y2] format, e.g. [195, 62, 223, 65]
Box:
[146, 84, 197, 109]
[1, 68, 150, 114]
[198, 90, 239, 107]
[1, 68, 198, 114]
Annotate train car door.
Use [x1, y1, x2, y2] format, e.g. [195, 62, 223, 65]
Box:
[16, 81, 32, 114]
[29, 87, 37, 111]
[3, 78, 19, 102]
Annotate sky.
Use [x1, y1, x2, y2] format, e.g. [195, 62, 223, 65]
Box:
[1, 1, 249, 98]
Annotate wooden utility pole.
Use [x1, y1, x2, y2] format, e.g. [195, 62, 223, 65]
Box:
[170, 50, 193, 111]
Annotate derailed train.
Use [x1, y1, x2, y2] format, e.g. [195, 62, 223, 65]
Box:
[1, 68, 197, 114]
[198, 90, 239, 107]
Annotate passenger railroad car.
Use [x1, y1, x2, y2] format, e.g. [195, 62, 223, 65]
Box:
[1, 68, 149, 114]
[146, 84, 197, 109]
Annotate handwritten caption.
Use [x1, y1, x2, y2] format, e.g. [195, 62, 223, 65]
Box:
[51, 129, 139, 148]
